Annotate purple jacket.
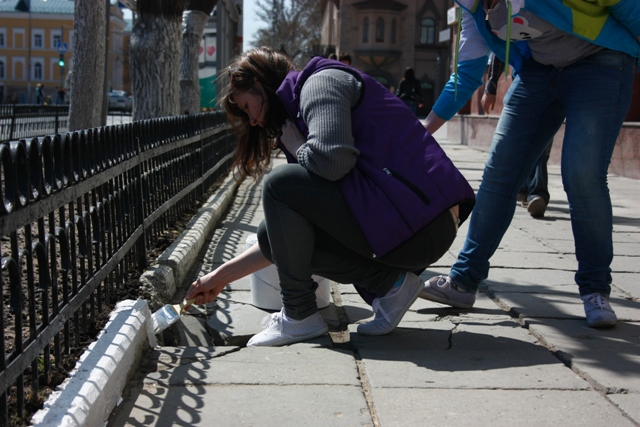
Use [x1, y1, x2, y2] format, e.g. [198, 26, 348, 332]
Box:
[276, 57, 475, 257]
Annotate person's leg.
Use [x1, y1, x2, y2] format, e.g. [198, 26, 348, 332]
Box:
[260, 164, 381, 320]
[556, 50, 634, 301]
[259, 163, 459, 312]
[252, 163, 458, 344]
[422, 60, 566, 306]
[526, 140, 552, 217]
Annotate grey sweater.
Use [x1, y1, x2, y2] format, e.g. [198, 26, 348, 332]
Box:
[295, 69, 363, 181]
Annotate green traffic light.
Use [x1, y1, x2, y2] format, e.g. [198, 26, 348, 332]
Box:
[58, 54, 65, 67]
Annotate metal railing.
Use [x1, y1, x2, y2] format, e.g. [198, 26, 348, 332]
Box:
[0, 105, 70, 144]
[0, 111, 236, 425]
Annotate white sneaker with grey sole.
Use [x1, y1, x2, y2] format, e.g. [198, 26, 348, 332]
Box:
[247, 308, 328, 347]
[420, 275, 476, 309]
[582, 293, 617, 328]
[357, 272, 423, 336]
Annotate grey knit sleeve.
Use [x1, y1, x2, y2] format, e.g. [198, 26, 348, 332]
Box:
[296, 69, 362, 181]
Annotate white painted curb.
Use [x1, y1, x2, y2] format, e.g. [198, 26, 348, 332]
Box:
[31, 299, 156, 427]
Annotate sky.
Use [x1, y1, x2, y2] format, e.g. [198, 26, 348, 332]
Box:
[242, 0, 266, 51]
[123, 1, 264, 52]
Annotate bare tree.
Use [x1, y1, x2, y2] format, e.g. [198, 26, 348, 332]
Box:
[180, 0, 218, 115]
[253, 0, 323, 63]
[130, 0, 187, 120]
[68, 0, 106, 131]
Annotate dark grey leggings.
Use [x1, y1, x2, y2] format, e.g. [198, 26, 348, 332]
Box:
[257, 164, 458, 320]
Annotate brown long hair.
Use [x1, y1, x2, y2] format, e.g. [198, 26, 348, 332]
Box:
[219, 47, 294, 178]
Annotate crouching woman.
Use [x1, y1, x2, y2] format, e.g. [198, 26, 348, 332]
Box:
[186, 47, 475, 346]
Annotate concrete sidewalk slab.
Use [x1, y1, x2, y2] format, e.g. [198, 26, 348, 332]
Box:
[105, 128, 639, 427]
[351, 322, 588, 391]
[373, 389, 636, 427]
[528, 320, 640, 393]
[113, 384, 371, 427]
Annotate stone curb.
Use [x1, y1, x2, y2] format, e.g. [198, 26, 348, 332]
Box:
[31, 299, 156, 427]
[30, 171, 244, 426]
[141, 171, 244, 310]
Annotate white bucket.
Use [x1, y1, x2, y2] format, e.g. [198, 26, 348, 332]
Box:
[245, 234, 332, 311]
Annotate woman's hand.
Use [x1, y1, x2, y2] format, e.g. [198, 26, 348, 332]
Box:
[481, 93, 497, 113]
[185, 242, 272, 306]
[280, 119, 306, 159]
[185, 271, 226, 305]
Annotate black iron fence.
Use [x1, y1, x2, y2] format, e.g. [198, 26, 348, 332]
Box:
[0, 111, 236, 425]
[0, 105, 70, 144]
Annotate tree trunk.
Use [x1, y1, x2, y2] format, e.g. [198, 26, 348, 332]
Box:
[130, 0, 186, 120]
[69, 0, 106, 131]
[180, 0, 217, 115]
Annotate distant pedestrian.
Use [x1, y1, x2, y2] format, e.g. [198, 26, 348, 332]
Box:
[328, 53, 338, 60]
[35, 84, 45, 105]
[396, 67, 423, 116]
[56, 87, 66, 105]
[339, 53, 352, 65]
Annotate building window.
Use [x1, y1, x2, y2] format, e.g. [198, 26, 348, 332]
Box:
[391, 19, 397, 44]
[0, 60, 5, 79]
[53, 34, 62, 50]
[34, 62, 43, 80]
[420, 18, 436, 45]
[363, 17, 369, 43]
[375, 18, 384, 43]
[34, 33, 43, 49]
[0, 29, 5, 47]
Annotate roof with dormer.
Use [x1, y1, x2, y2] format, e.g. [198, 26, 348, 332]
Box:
[0, 0, 74, 14]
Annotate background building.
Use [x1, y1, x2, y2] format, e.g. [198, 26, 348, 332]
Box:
[0, 0, 130, 104]
[320, 0, 454, 116]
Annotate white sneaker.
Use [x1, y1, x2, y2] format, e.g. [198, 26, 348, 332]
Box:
[247, 308, 328, 347]
[420, 275, 476, 309]
[357, 272, 423, 336]
[581, 293, 617, 328]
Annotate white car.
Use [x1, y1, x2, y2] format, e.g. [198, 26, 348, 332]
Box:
[108, 90, 132, 112]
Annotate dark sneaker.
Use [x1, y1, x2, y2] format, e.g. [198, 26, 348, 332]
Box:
[420, 275, 476, 309]
[247, 308, 328, 347]
[527, 195, 547, 217]
[581, 293, 617, 328]
[357, 272, 423, 336]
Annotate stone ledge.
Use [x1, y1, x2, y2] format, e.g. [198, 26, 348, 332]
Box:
[31, 299, 156, 427]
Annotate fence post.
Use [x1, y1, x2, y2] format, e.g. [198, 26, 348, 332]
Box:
[134, 133, 147, 271]
[9, 105, 16, 141]
[55, 106, 60, 135]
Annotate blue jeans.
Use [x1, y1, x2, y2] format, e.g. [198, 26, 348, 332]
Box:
[402, 99, 418, 115]
[450, 50, 635, 297]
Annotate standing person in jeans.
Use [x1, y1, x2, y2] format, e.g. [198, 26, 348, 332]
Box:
[396, 67, 424, 116]
[186, 47, 475, 346]
[421, 0, 639, 328]
[482, 53, 553, 217]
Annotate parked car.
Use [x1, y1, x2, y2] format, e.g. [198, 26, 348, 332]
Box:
[108, 90, 132, 112]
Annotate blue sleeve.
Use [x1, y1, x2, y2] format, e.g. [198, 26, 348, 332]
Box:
[610, 0, 640, 37]
[432, 56, 488, 121]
